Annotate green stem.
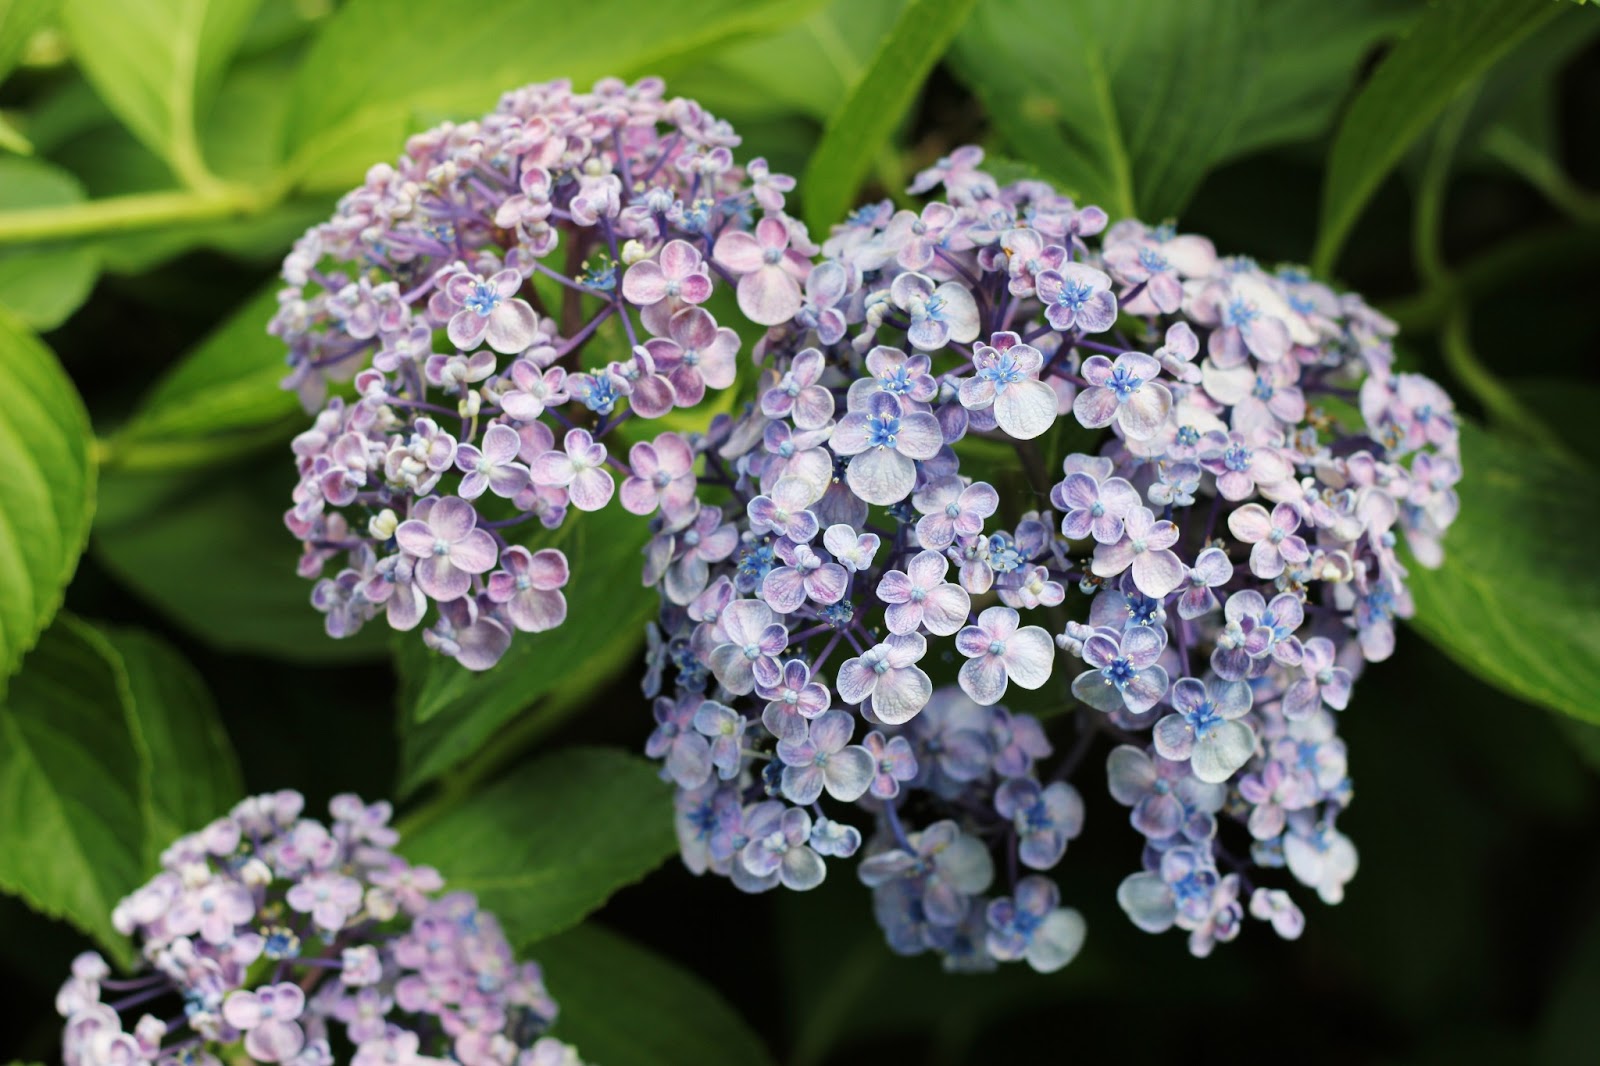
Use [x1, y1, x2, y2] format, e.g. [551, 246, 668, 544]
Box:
[0, 184, 269, 245]
[1480, 125, 1600, 226]
[1439, 307, 1577, 462]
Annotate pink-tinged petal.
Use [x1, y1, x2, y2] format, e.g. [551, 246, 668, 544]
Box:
[449, 529, 499, 574]
[959, 376, 996, 411]
[1004, 627, 1055, 689]
[1060, 472, 1100, 511]
[847, 447, 916, 506]
[1073, 386, 1118, 428]
[737, 268, 803, 326]
[1080, 355, 1114, 387]
[1152, 714, 1195, 761]
[394, 520, 437, 558]
[1245, 317, 1290, 362]
[871, 666, 932, 724]
[895, 412, 944, 459]
[993, 379, 1058, 440]
[622, 260, 667, 304]
[906, 549, 948, 587]
[1122, 626, 1165, 668]
[677, 271, 714, 304]
[823, 746, 875, 801]
[1228, 503, 1272, 543]
[830, 413, 871, 455]
[526, 548, 568, 589]
[884, 600, 925, 635]
[620, 477, 659, 515]
[1092, 540, 1136, 577]
[423, 497, 473, 542]
[1123, 665, 1168, 714]
[486, 299, 539, 353]
[1249, 541, 1285, 579]
[793, 386, 835, 430]
[569, 467, 615, 510]
[223, 991, 262, 1029]
[712, 230, 764, 273]
[806, 563, 848, 604]
[660, 238, 701, 278]
[1097, 477, 1140, 516]
[1143, 518, 1179, 551]
[416, 557, 470, 601]
[631, 374, 677, 418]
[1117, 381, 1172, 441]
[809, 709, 854, 752]
[447, 309, 488, 351]
[1132, 549, 1185, 598]
[835, 659, 876, 704]
[959, 655, 1009, 706]
[762, 567, 807, 613]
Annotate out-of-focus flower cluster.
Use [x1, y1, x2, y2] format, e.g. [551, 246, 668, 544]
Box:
[639, 146, 1461, 971]
[57, 792, 586, 1066]
[276, 76, 810, 669]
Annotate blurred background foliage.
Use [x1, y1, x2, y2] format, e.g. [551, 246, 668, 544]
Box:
[0, 0, 1597, 1062]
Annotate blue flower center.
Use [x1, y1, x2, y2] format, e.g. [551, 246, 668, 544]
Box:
[1055, 280, 1092, 310]
[1223, 443, 1252, 472]
[463, 281, 502, 316]
[1224, 297, 1257, 327]
[1107, 366, 1143, 401]
[881, 366, 915, 395]
[1138, 247, 1169, 273]
[1177, 425, 1200, 447]
[1252, 376, 1274, 400]
[979, 353, 1024, 390]
[867, 415, 900, 449]
[1185, 700, 1222, 737]
[1104, 656, 1135, 688]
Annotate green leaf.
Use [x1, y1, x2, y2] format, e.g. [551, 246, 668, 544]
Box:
[537, 923, 778, 1066]
[282, 0, 827, 193]
[951, 0, 1419, 221]
[112, 284, 301, 466]
[401, 748, 675, 947]
[0, 309, 95, 690]
[396, 506, 656, 794]
[98, 625, 243, 863]
[1405, 420, 1600, 723]
[0, 617, 143, 967]
[667, 0, 905, 123]
[0, 0, 56, 82]
[1312, 0, 1571, 275]
[58, 0, 262, 187]
[0, 157, 99, 329]
[801, 0, 977, 233]
[92, 456, 391, 663]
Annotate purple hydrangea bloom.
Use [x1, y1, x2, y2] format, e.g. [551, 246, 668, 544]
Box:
[1072, 625, 1169, 715]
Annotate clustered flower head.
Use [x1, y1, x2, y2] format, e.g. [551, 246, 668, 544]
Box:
[638, 146, 1461, 970]
[56, 792, 585, 1066]
[275, 76, 809, 669]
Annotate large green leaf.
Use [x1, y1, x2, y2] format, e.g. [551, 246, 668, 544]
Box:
[401, 748, 675, 947]
[666, 0, 904, 123]
[58, 0, 262, 186]
[537, 924, 778, 1066]
[0, 0, 56, 85]
[1312, 0, 1573, 274]
[99, 625, 243, 862]
[0, 617, 143, 967]
[92, 457, 391, 663]
[396, 505, 656, 793]
[0, 309, 95, 691]
[950, 0, 1418, 220]
[282, 0, 827, 193]
[800, 0, 977, 232]
[0, 157, 99, 329]
[112, 283, 300, 467]
[1405, 421, 1600, 723]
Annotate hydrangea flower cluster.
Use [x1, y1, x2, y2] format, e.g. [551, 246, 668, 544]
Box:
[56, 791, 586, 1066]
[275, 76, 808, 669]
[639, 147, 1461, 970]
